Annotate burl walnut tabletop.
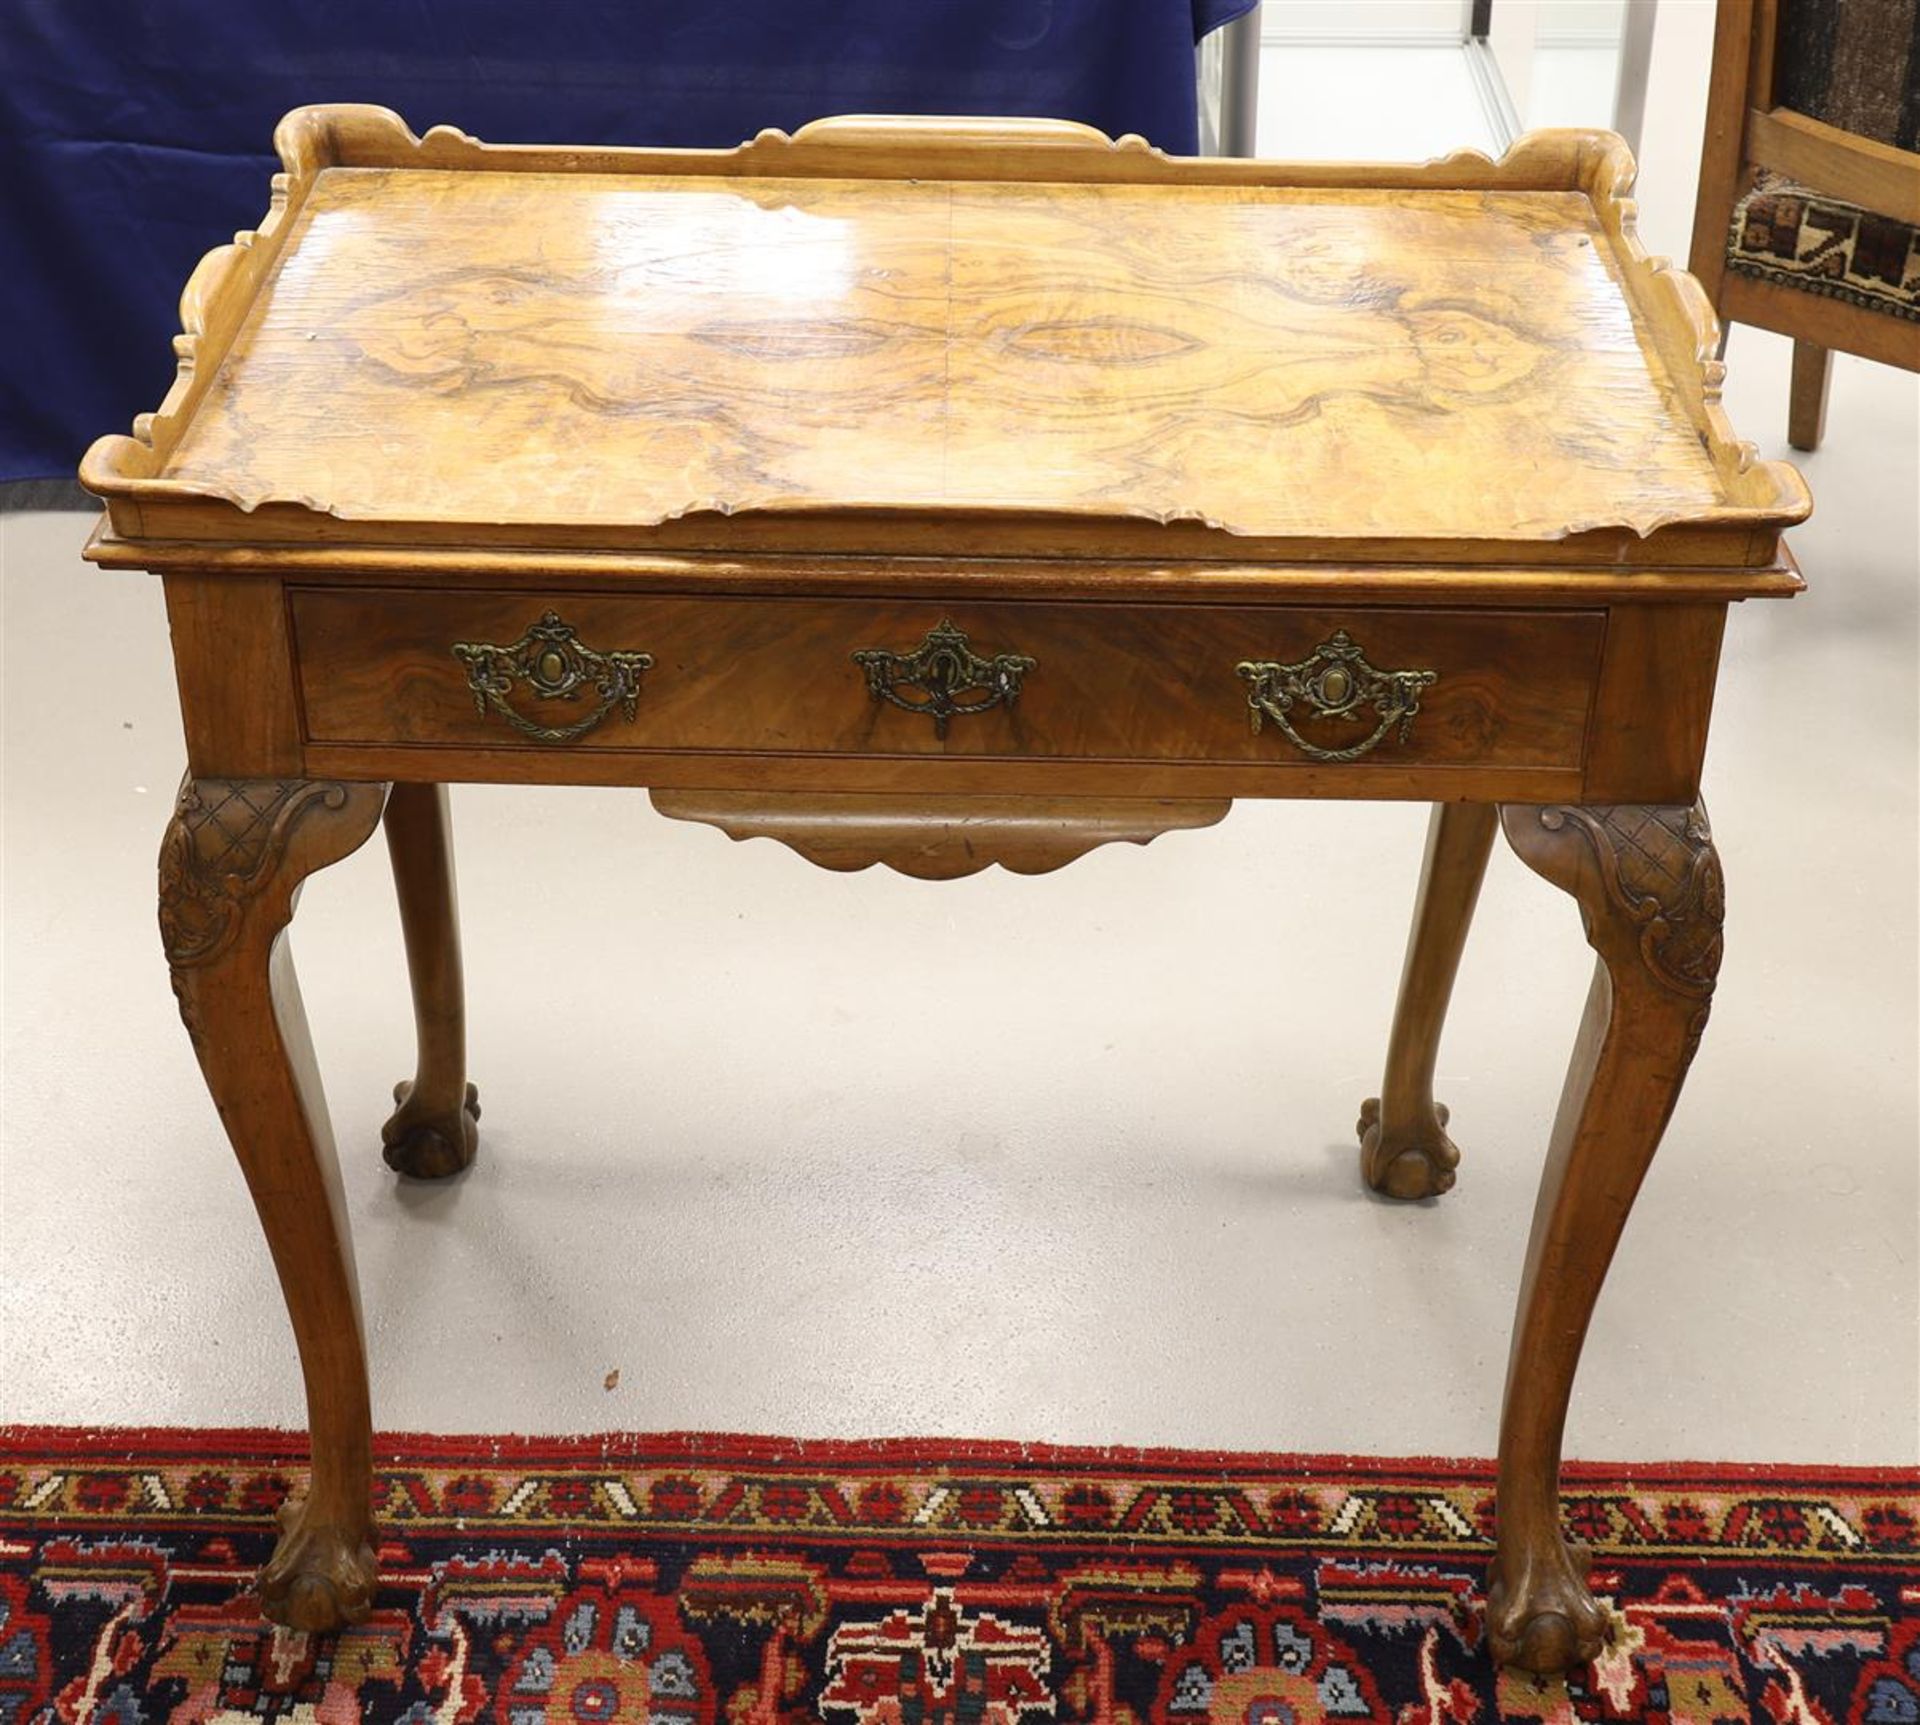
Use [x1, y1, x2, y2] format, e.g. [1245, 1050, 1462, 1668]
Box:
[80, 107, 1808, 1678]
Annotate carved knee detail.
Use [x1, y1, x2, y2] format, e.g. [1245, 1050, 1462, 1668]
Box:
[1500, 801, 1723, 1058]
[160, 777, 391, 973]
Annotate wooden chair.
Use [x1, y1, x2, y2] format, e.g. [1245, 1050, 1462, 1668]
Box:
[1688, 0, 1920, 450]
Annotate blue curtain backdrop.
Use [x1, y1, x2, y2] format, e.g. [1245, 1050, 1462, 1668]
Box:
[0, 1, 1255, 483]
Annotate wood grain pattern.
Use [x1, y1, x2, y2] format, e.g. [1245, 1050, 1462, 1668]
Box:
[1581, 602, 1726, 806]
[289, 589, 1604, 773]
[78, 108, 1808, 568]
[159, 175, 1712, 543]
[162, 573, 304, 777]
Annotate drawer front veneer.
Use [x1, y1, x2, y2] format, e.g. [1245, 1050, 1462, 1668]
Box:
[289, 589, 1603, 773]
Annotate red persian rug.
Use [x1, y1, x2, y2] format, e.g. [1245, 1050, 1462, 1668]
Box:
[1, 1430, 1915, 1724]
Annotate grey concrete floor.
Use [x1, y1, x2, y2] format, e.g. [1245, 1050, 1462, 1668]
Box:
[1, 327, 1915, 1463]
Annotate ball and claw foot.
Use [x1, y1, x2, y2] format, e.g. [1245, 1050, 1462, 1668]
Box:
[1357, 1096, 1460, 1199]
[381, 1080, 480, 1178]
[1486, 1542, 1612, 1677]
[257, 1496, 375, 1632]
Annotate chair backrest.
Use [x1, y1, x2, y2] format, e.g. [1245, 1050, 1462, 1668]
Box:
[1774, 0, 1920, 152]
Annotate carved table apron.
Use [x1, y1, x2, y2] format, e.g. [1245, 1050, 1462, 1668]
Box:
[80, 108, 1809, 1678]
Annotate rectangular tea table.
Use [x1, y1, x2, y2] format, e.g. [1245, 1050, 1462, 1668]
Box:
[81, 107, 1808, 1677]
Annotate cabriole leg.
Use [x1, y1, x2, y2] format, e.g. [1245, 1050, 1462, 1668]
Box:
[379, 783, 480, 1178]
[1489, 801, 1724, 1675]
[160, 774, 391, 1631]
[1359, 801, 1497, 1198]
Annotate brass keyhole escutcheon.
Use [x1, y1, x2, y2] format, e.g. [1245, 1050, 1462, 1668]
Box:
[452, 611, 654, 745]
[1237, 630, 1438, 763]
[852, 617, 1037, 739]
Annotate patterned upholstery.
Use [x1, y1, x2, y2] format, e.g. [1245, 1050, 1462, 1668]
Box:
[1776, 0, 1920, 151]
[1728, 171, 1920, 321]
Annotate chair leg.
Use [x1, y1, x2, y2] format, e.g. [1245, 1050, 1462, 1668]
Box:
[1788, 340, 1831, 452]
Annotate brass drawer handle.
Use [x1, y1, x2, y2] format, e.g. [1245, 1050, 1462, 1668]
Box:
[451, 611, 654, 744]
[1236, 630, 1438, 763]
[852, 617, 1036, 740]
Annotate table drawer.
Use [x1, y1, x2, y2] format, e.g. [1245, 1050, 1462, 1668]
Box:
[289, 589, 1604, 771]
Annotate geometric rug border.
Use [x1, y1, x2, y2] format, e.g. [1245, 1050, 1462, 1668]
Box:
[6, 1426, 1915, 1565]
